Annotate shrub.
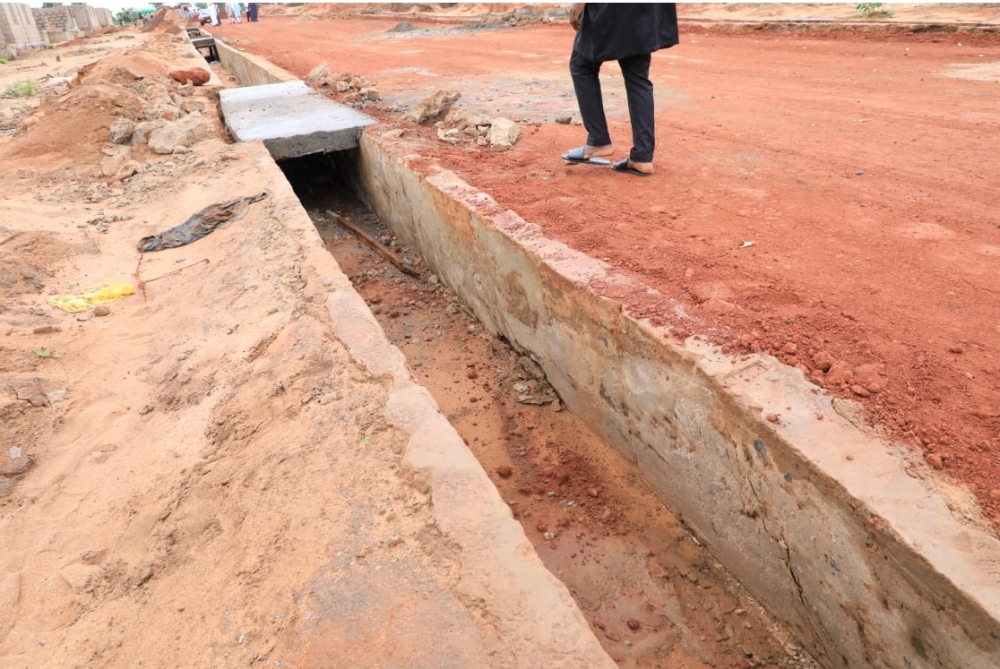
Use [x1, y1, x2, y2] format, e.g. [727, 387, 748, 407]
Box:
[3, 78, 35, 98]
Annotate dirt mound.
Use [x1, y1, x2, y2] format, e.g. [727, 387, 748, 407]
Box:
[141, 7, 184, 35]
[0, 84, 145, 170]
[0, 41, 216, 174]
[74, 53, 172, 86]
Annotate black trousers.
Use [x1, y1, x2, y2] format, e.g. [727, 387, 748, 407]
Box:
[570, 51, 654, 163]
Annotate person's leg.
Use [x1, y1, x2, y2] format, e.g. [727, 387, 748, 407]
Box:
[618, 53, 655, 168]
[569, 50, 612, 156]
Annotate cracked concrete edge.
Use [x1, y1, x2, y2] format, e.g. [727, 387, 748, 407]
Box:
[212, 36, 298, 87]
[253, 147, 616, 668]
[354, 134, 1000, 669]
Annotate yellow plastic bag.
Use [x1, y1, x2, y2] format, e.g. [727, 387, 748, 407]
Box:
[47, 283, 135, 313]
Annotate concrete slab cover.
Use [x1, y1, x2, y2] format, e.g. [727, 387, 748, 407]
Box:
[219, 80, 376, 159]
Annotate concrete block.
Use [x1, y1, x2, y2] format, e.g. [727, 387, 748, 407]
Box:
[219, 80, 377, 159]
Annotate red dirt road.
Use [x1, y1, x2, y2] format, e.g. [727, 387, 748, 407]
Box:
[211, 8, 1000, 530]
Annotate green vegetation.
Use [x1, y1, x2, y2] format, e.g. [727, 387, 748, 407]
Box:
[856, 3, 894, 18]
[0, 57, 7, 65]
[3, 78, 35, 98]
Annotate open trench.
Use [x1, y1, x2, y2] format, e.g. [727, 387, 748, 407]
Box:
[277, 152, 816, 669]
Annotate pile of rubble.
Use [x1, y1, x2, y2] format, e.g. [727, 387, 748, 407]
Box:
[305, 61, 380, 105]
[406, 90, 520, 152]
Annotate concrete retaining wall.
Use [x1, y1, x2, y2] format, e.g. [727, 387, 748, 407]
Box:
[0, 3, 43, 48]
[353, 138, 1000, 669]
[67, 5, 103, 34]
[213, 37, 296, 86]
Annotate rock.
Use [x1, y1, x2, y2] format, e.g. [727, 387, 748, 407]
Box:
[343, 92, 363, 105]
[489, 117, 520, 152]
[436, 127, 461, 144]
[766, 413, 781, 424]
[854, 363, 887, 393]
[147, 112, 208, 154]
[131, 120, 166, 145]
[306, 61, 332, 86]
[926, 453, 944, 470]
[627, 618, 641, 630]
[335, 80, 352, 93]
[850, 384, 870, 398]
[497, 465, 512, 478]
[153, 103, 182, 121]
[402, 90, 461, 124]
[990, 489, 1000, 501]
[109, 117, 134, 144]
[824, 360, 854, 385]
[702, 297, 736, 315]
[555, 116, 572, 124]
[361, 88, 380, 102]
[781, 342, 798, 355]
[168, 68, 210, 86]
[94, 306, 110, 317]
[948, 345, 964, 354]
[512, 382, 529, 393]
[100, 146, 132, 177]
[181, 98, 206, 114]
[812, 350, 835, 373]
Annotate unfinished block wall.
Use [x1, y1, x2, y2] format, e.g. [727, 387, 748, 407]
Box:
[0, 3, 43, 48]
[31, 6, 82, 44]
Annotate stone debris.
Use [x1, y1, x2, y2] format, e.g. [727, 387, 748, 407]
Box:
[147, 112, 208, 155]
[109, 117, 134, 144]
[489, 117, 520, 152]
[422, 108, 521, 151]
[306, 61, 380, 106]
[402, 90, 461, 124]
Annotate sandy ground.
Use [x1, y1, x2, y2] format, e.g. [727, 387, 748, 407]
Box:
[3, 16, 617, 669]
[209, 3, 1000, 533]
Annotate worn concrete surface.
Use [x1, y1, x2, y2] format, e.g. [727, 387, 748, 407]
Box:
[220, 79, 377, 159]
[355, 134, 1000, 669]
[212, 36, 295, 87]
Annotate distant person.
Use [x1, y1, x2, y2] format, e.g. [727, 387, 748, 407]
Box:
[561, 3, 679, 177]
[208, 3, 220, 27]
[228, 2, 242, 24]
[248, 2, 258, 22]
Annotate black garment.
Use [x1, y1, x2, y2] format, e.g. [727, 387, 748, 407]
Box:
[571, 51, 654, 162]
[573, 3, 679, 63]
[570, 4, 678, 164]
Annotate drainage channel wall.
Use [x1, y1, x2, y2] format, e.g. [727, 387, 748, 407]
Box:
[354, 141, 1000, 669]
[223, 45, 1000, 669]
[213, 37, 296, 86]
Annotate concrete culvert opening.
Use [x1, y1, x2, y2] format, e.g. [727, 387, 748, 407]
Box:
[276, 149, 820, 669]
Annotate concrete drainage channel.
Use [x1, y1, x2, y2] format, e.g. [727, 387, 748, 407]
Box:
[212, 37, 1000, 669]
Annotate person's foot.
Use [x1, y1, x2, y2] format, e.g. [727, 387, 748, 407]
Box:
[611, 158, 654, 176]
[562, 144, 614, 165]
[583, 144, 613, 159]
